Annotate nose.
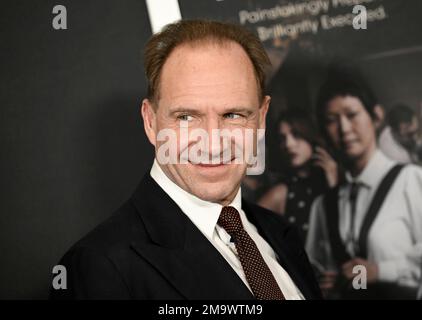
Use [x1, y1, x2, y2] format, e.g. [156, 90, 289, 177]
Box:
[285, 133, 296, 150]
[202, 115, 223, 158]
[203, 115, 221, 135]
[339, 115, 352, 136]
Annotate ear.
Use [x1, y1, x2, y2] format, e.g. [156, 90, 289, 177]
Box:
[373, 104, 385, 130]
[141, 99, 157, 147]
[258, 95, 271, 129]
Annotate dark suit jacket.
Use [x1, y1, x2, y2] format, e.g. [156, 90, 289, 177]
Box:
[50, 174, 322, 300]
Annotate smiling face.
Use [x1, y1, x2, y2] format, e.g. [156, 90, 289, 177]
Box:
[324, 95, 378, 170]
[141, 41, 269, 205]
[279, 122, 313, 168]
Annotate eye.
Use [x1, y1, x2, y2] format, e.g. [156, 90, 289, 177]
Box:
[346, 112, 358, 120]
[224, 113, 242, 120]
[177, 114, 194, 121]
[325, 116, 337, 125]
[291, 130, 303, 140]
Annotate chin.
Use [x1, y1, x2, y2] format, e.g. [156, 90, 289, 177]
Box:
[191, 180, 239, 203]
[193, 189, 231, 203]
[292, 160, 307, 168]
[344, 149, 365, 162]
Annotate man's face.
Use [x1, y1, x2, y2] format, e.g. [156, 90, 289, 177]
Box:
[395, 116, 418, 149]
[142, 42, 269, 205]
[324, 95, 377, 163]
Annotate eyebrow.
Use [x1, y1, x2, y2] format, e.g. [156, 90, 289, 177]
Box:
[325, 113, 338, 117]
[222, 107, 255, 115]
[168, 107, 203, 117]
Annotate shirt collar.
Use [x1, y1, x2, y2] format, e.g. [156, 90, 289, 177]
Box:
[150, 159, 242, 239]
[344, 149, 395, 189]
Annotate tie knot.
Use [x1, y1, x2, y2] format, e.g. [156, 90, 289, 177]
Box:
[217, 206, 243, 236]
[349, 182, 362, 200]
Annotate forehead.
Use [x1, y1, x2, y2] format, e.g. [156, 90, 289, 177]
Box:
[325, 95, 366, 114]
[158, 41, 260, 109]
[279, 122, 292, 132]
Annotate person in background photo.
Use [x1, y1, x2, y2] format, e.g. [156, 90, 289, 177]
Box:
[378, 104, 421, 164]
[258, 109, 339, 243]
[306, 74, 422, 299]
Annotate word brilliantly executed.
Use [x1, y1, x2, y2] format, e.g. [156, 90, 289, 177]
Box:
[257, 5, 386, 40]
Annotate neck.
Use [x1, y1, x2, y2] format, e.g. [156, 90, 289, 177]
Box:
[293, 162, 311, 178]
[296, 166, 310, 178]
[347, 145, 377, 177]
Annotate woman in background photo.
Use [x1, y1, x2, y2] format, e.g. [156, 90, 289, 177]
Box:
[258, 109, 339, 243]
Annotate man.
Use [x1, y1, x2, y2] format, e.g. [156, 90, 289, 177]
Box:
[50, 20, 321, 300]
[378, 104, 420, 163]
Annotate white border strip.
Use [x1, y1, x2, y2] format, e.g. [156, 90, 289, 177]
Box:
[145, 0, 182, 34]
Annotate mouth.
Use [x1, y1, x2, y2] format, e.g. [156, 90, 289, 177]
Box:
[287, 152, 298, 159]
[195, 163, 227, 168]
[342, 139, 358, 147]
[189, 157, 237, 168]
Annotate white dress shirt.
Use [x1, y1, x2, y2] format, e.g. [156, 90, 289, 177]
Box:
[306, 150, 422, 288]
[379, 126, 414, 163]
[150, 159, 304, 299]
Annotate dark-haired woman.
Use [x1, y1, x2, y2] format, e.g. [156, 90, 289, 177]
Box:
[258, 110, 339, 243]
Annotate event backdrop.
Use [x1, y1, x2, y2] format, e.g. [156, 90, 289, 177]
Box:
[1, 0, 421, 298]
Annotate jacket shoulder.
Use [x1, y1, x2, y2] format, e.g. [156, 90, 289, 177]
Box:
[65, 199, 146, 256]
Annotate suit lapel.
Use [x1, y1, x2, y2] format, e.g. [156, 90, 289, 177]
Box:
[130, 175, 253, 300]
[242, 200, 316, 299]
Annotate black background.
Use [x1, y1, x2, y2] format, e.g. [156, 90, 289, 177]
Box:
[1, 0, 154, 298]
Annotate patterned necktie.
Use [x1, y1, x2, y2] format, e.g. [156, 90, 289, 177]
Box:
[217, 206, 285, 300]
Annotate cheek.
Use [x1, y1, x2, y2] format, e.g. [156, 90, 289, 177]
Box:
[156, 118, 178, 132]
[362, 128, 377, 148]
[300, 142, 313, 159]
[326, 125, 340, 143]
[356, 117, 376, 142]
